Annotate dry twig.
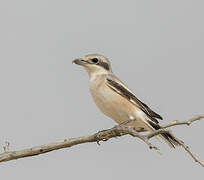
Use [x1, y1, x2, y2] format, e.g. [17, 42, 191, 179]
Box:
[0, 115, 203, 167]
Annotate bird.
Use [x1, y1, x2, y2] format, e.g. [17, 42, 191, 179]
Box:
[73, 54, 180, 148]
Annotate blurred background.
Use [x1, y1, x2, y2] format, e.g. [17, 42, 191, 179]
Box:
[0, 0, 204, 179]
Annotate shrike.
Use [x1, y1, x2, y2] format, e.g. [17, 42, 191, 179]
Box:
[73, 54, 180, 148]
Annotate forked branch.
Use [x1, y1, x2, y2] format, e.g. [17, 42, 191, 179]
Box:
[0, 115, 203, 167]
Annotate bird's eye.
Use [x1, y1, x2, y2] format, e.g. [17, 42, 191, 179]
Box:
[91, 58, 99, 63]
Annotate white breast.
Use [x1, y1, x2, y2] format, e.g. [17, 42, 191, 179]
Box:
[89, 75, 137, 124]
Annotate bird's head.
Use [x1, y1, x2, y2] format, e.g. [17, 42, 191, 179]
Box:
[73, 54, 112, 77]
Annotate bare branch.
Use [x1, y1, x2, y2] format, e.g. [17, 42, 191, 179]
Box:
[162, 115, 204, 129]
[0, 115, 203, 167]
[170, 135, 204, 168]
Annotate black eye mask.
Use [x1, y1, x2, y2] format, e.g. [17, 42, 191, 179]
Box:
[98, 61, 110, 71]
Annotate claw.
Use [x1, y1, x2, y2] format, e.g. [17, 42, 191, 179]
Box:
[97, 141, 101, 146]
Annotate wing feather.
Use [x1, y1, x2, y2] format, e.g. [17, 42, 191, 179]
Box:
[106, 75, 163, 123]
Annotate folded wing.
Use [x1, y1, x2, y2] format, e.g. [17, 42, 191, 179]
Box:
[106, 75, 163, 124]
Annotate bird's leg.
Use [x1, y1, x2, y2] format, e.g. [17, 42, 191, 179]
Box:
[118, 117, 136, 126]
[118, 118, 146, 132]
[96, 117, 137, 145]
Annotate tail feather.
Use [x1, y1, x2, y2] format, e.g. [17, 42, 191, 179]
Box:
[147, 120, 180, 148]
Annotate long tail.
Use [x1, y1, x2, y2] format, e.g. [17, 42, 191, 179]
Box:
[147, 120, 180, 148]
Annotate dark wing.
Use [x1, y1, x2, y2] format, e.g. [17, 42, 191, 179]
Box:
[106, 75, 163, 123]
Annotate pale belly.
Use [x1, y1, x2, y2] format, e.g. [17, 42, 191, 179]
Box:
[89, 79, 147, 130]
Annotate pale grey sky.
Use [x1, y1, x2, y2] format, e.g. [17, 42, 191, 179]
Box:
[0, 0, 204, 179]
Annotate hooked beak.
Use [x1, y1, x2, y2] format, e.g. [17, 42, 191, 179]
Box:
[72, 58, 88, 65]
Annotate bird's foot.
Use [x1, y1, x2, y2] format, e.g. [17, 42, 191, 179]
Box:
[96, 129, 112, 145]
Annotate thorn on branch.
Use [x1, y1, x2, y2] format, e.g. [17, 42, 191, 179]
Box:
[3, 142, 10, 153]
